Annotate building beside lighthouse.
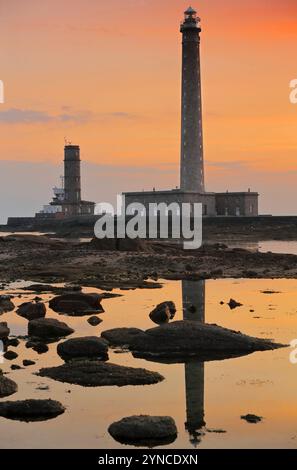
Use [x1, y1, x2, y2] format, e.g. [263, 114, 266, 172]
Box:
[124, 7, 259, 217]
[38, 144, 95, 219]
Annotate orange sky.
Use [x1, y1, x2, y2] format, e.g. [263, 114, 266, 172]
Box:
[0, 0, 297, 218]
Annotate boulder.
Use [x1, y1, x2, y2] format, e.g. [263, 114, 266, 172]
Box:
[17, 302, 46, 320]
[0, 322, 9, 339]
[28, 318, 74, 341]
[57, 337, 109, 361]
[0, 399, 65, 422]
[149, 302, 176, 325]
[25, 340, 49, 354]
[37, 360, 164, 387]
[0, 296, 14, 314]
[49, 293, 104, 316]
[0, 373, 18, 398]
[127, 321, 286, 361]
[101, 328, 145, 347]
[33, 343, 49, 354]
[4, 350, 18, 360]
[108, 416, 177, 447]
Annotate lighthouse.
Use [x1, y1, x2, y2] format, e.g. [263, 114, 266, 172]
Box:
[180, 6, 204, 193]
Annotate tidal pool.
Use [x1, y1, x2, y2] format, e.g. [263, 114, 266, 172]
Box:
[0, 278, 296, 449]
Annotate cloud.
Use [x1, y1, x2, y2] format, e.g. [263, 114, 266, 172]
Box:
[0, 109, 53, 124]
[0, 108, 138, 125]
[206, 160, 249, 169]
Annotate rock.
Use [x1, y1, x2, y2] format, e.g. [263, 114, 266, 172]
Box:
[241, 414, 262, 424]
[16, 302, 46, 320]
[0, 322, 10, 339]
[0, 296, 14, 313]
[0, 373, 18, 397]
[33, 343, 49, 354]
[101, 328, 145, 347]
[7, 338, 20, 347]
[4, 350, 18, 360]
[49, 293, 104, 316]
[23, 360, 36, 366]
[11, 365, 23, 371]
[90, 237, 153, 252]
[28, 318, 74, 340]
[87, 316, 103, 326]
[149, 302, 176, 325]
[128, 321, 286, 361]
[57, 337, 109, 361]
[228, 299, 243, 310]
[37, 360, 164, 387]
[108, 416, 177, 447]
[0, 399, 65, 422]
[25, 340, 48, 353]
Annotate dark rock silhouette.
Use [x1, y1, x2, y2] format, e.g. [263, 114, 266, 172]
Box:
[49, 293, 104, 316]
[17, 302, 46, 320]
[28, 318, 74, 340]
[0, 372, 18, 398]
[108, 415, 177, 447]
[57, 337, 108, 361]
[37, 360, 164, 387]
[0, 399, 65, 422]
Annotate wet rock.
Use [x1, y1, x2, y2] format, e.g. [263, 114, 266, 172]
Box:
[108, 416, 177, 447]
[23, 360, 36, 366]
[4, 350, 18, 361]
[0, 399, 65, 422]
[0, 296, 14, 314]
[7, 338, 20, 347]
[101, 328, 145, 348]
[241, 414, 262, 424]
[33, 343, 49, 354]
[0, 322, 10, 339]
[149, 302, 176, 325]
[129, 321, 286, 361]
[28, 318, 74, 341]
[10, 365, 23, 371]
[87, 316, 103, 326]
[37, 360, 164, 387]
[49, 293, 104, 316]
[17, 302, 46, 320]
[228, 299, 243, 310]
[57, 337, 109, 361]
[0, 372, 18, 397]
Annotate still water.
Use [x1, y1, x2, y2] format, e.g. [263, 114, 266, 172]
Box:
[0, 278, 297, 449]
[221, 240, 297, 255]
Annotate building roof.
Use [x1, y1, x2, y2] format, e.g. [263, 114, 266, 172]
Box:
[185, 6, 197, 15]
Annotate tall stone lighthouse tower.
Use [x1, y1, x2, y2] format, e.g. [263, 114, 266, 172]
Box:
[180, 7, 205, 193]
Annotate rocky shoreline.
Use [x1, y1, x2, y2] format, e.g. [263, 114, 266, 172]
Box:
[1, 235, 297, 289]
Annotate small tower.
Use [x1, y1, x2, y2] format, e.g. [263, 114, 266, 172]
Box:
[64, 145, 81, 215]
[180, 7, 205, 193]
